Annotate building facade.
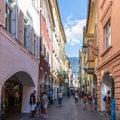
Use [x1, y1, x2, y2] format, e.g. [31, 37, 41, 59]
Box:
[81, 0, 98, 98]
[40, 0, 52, 95]
[0, 0, 40, 116]
[0, 0, 68, 118]
[97, 0, 120, 119]
[80, 0, 120, 119]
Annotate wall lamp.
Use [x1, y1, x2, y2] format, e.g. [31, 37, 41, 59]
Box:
[82, 44, 98, 56]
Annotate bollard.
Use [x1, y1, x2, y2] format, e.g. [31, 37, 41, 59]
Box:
[111, 99, 115, 120]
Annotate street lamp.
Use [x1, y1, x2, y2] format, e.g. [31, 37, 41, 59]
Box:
[82, 43, 98, 56]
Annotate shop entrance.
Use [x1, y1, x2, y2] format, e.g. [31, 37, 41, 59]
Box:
[1, 76, 23, 119]
[101, 72, 114, 111]
[1, 71, 35, 119]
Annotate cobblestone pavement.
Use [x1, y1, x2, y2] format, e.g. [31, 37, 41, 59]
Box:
[19, 96, 111, 120]
[7, 96, 111, 120]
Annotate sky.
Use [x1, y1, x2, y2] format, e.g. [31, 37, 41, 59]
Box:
[57, 0, 88, 57]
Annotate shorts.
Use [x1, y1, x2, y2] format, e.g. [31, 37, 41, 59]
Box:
[43, 104, 48, 109]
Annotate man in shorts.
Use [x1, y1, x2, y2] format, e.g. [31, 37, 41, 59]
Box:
[42, 92, 49, 119]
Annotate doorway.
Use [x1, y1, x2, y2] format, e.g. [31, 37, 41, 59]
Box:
[101, 72, 114, 111]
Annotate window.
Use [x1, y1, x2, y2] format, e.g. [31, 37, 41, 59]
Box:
[104, 20, 111, 50]
[31, 0, 35, 4]
[5, 4, 12, 33]
[31, 0, 39, 9]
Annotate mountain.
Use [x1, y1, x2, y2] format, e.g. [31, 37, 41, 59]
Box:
[68, 57, 79, 76]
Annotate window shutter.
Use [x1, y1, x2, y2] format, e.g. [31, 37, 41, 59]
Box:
[31, 28, 34, 54]
[16, 6, 18, 40]
[37, 36, 40, 58]
[20, 10, 24, 44]
[11, 5, 16, 38]
[34, 35, 37, 57]
[28, 25, 32, 51]
[0, 0, 5, 26]
[26, 25, 29, 50]
[17, 7, 21, 41]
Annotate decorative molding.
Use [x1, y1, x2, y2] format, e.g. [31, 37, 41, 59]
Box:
[100, 1, 113, 22]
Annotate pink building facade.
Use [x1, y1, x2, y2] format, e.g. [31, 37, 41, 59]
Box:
[0, 0, 40, 117]
[97, 0, 120, 119]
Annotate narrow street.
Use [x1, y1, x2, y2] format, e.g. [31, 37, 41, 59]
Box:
[21, 96, 111, 120]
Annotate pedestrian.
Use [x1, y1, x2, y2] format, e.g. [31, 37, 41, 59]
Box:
[88, 92, 93, 111]
[105, 90, 111, 114]
[94, 94, 97, 110]
[67, 89, 70, 98]
[29, 90, 37, 117]
[42, 92, 49, 119]
[48, 89, 53, 104]
[36, 95, 44, 117]
[58, 90, 63, 105]
[83, 93, 87, 110]
[74, 91, 79, 103]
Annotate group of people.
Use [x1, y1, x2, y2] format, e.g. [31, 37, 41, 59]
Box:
[82, 91, 94, 111]
[29, 89, 111, 119]
[29, 90, 49, 119]
[81, 90, 111, 113]
[29, 89, 63, 119]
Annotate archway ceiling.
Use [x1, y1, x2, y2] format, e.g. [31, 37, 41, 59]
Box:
[12, 72, 35, 87]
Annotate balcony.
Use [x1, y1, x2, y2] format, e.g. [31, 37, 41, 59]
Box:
[84, 61, 94, 74]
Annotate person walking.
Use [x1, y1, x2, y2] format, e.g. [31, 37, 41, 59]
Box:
[83, 93, 87, 110]
[48, 89, 53, 104]
[29, 90, 37, 117]
[88, 92, 93, 111]
[58, 90, 63, 105]
[105, 90, 111, 114]
[42, 92, 49, 119]
[74, 91, 79, 103]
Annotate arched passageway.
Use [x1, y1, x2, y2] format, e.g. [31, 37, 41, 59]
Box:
[1, 71, 35, 119]
[101, 72, 114, 111]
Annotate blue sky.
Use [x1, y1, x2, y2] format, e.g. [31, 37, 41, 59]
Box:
[57, 0, 88, 57]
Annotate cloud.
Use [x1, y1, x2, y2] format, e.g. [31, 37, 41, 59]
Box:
[64, 16, 86, 46]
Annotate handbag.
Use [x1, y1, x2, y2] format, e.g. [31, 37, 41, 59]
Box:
[31, 104, 36, 111]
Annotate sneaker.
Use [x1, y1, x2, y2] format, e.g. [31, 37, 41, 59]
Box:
[43, 115, 48, 119]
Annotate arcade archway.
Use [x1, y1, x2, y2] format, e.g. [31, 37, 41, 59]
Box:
[1, 71, 34, 119]
[101, 72, 114, 111]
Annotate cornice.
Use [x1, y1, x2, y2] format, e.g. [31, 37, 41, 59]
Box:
[97, 50, 120, 71]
